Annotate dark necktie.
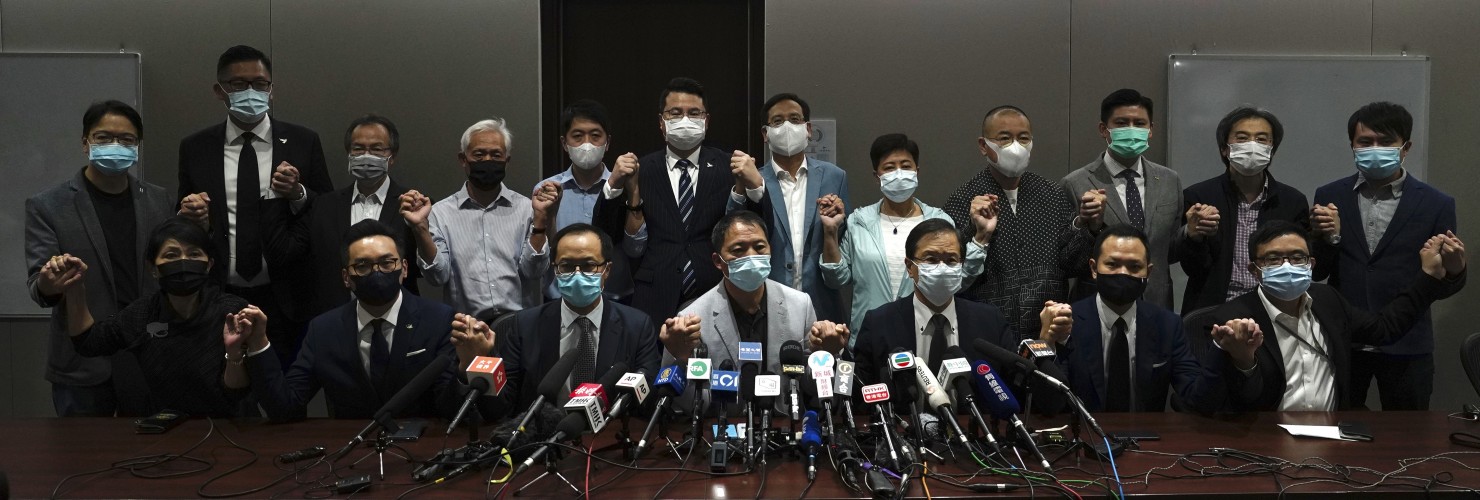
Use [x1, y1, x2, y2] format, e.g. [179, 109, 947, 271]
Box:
[369, 318, 391, 396]
[676, 159, 697, 299]
[1106, 318, 1131, 412]
[1117, 169, 1145, 230]
[571, 317, 597, 388]
[236, 132, 263, 280]
[927, 314, 948, 373]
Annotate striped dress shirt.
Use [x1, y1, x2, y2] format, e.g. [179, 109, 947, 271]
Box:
[419, 183, 548, 319]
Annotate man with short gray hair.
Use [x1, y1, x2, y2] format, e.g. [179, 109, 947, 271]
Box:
[399, 118, 561, 320]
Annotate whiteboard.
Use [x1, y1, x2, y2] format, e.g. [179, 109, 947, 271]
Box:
[0, 52, 143, 317]
[1166, 55, 1430, 198]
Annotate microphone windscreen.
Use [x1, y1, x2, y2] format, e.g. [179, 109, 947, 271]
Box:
[489, 402, 564, 460]
[1030, 357, 1070, 416]
[972, 360, 1023, 419]
[537, 350, 582, 400]
[779, 340, 807, 366]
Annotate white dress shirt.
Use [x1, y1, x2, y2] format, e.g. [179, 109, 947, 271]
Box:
[1256, 288, 1335, 411]
[599, 148, 764, 206]
[912, 295, 959, 368]
[1102, 151, 1147, 211]
[1095, 295, 1138, 404]
[350, 177, 391, 224]
[559, 298, 605, 391]
[774, 160, 810, 288]
[1002, 187, 1019, 214]
[355, 292, 404, 376]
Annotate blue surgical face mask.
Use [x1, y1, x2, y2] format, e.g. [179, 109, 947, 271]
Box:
[912, 261, 962, 306]
[556, 271, 604, 308]
[224, 88, 271, 123]
[89, 144, 138, 174]
[1353, 145, 1403, 180]
[1107, 127, 1150, 158]
[879, 169, 918, 203]
[724, 254, 770, 292]
[1259, 262, 1312, 301]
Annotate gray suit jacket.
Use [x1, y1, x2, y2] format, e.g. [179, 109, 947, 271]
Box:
[663, 279, 816, 415]
[1062, 154, 1184, 309]
[24, 170, 174, 387]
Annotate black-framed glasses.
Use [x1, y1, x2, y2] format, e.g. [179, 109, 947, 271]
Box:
[661, 108, 708, 120]
[347, 257, 402, 276]
[555, 261, 608, 276]
[88, 132, 139, 146]
[220, 79, 273, 92]
[1255, 253, 1311, 267]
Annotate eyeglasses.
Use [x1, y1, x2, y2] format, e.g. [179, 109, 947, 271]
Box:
[220, 79, 272, 92]
[1255, 253, 1311, 267]
[347, 257, 402, 276]
[350, 145, 392, 157]
[767, 117, 806, 127]
[555, 261, 608, 275]
[912, 257, 962, 267]
[662, 108, 708, 120]
[467, 149, 507, 162]
[89, 132, 139, 146]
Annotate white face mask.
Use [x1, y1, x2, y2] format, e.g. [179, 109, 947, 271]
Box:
[986, 140, 1032, 177]
[766, 122, 810, 157]
[664, 117, 706, 151]
[913, 261, 963, 307]
[566, 142, 607, 171]
[879, 169, 918, 203]
[1227, 141, 1273, 176]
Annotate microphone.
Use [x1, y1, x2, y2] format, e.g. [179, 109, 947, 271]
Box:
[633, 364, 686, 456]
[516, 412, 587, 475]
[754, 370, 781, 459]
[780, 340, 808, 421]
[1017, 339, 1069, 416]
[859, 381, 901, 469]
[972, 359, 1050, 470]
[687, 342, 711, 443]
[710, 359, 739, 471]
[800, 410, 822, 481]
[606, 369, 650, 421]
[739, 361, 758, 462]
[834, 359, 858, 433]
[506, 350, 581, 448]
[563, 362, 629, 434]
[339, 355, 451, 459]
[446, 356, 507, 434]
[973, 338, 1104, 438]
[915, 355, 969, 446]
[939, 346, 1001, 456]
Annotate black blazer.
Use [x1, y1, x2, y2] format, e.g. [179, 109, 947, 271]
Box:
[246, 292, 457, 420]
[177, 118, 332, 320]
[487, 300, 661, 420]
[850, 296, 1017, 388]
[1055, 296, 1221, 413]
[593, 147, 758, 322]
[1196, 276, 1458, 412]
[264, 179, 420, 319]
[1179, 172, 1310, 315]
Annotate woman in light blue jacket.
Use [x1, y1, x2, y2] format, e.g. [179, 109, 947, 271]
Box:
[820, 134, 995, 345]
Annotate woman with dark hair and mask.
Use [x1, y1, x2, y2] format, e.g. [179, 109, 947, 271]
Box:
[47, 216, 263, 416]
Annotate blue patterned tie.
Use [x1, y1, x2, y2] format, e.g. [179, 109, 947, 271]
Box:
[677, 160, 697, 299]
[1118, 169, 1145, 230]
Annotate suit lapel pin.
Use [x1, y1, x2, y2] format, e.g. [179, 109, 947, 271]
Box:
[404, 323, 413, 330]
[279, 138, 287, 144]
[706, 162, 713, 169]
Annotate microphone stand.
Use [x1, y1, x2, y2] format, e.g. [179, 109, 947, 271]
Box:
[744, 402, 756, 467]
[514, 442, 580, 496]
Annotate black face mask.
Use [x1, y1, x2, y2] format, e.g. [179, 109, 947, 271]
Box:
[352, 269, 402, 306]
[1096, 273, 1147, 306]
[466, 160, 507, 190]
[158, 259, 210, 296]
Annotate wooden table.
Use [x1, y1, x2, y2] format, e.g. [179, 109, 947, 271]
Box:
[7, 411, 1480, 498]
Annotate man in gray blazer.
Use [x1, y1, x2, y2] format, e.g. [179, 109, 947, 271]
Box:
[1062, 89, 1184, 309]
[660, 210, 849, 414]
[24, 101, 176, 416]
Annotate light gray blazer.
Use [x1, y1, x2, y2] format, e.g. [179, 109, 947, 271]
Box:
[1061, 154, 1184, 309]
[24, 170, 173, 387]
[663, 279, 816, 415]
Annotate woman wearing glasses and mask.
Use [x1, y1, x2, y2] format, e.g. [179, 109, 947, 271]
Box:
[47, 217, 261, 417]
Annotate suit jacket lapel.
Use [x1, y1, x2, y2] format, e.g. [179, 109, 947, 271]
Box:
[696, 148, 726, 235]
[596, 302, 622, 370]
[645, 155, 682, 233]
[760, 164, 791, 244]
[1372, 176, 1423, 259]
[1072, 305, 1108, 409]
[1335, 175, 1372, 261]
[132, 176, 159, 296]
[766, 282, 789, 345]
[333, 185, 354, 232]
[1132, 305, 1158, 412]
[385, 295, 421, 385]
[269, 118, 290, 167]
[69, 176, 115, 288]
[339, 303, 376, 402]
[380, 180, 408, 224]
[803, 165, 823, 251]
[1088, 158, 1130, 225]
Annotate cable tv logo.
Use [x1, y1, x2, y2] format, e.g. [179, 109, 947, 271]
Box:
[891, 352, 914, 369]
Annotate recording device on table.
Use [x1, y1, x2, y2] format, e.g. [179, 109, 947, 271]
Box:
[134, 409, 187, 434]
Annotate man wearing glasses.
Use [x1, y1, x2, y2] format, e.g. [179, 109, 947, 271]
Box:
[447, 223, 659, 418]
[178, 45, 332, 368]
[243, 219, 458, 420]
[1202, 220, 1465, 412]
[594, 77, 766, 325]
[264, 115, 422, 320]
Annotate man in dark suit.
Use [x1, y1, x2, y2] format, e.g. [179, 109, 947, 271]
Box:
[852, 218, 1071, 385]
[1312, 102, 1457, 410]
[1199, 221, 1464, 412]
[265, 115, 419, 319]
[594, 77, 764, 324]
[1046, 224, 1220, 413]
[243, 220, 456, 420]
[1180, 107, 1340, 314]
[449, 223, 661, 419]
[177, 45, 332, 367]
[25, 101, 174, 416]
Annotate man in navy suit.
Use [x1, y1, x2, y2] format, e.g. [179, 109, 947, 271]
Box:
[449, 223, 661, 419]
[1313, 102, 1458, 410]
[177, 45, 332, 367]
[1046, 224, 1220, 413]
[243, 220, 456, 420]
[593, 77, 765, 324]
[755, 93, 849, 322]
[265, 115, 420, 319]
[851, 218, 1071, 385]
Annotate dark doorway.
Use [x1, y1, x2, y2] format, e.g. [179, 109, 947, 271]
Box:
[540, 0, 766, 177]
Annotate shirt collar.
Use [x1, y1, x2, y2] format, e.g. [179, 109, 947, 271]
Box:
[354, 176, 393, 204]
[1353, 169, 1407, 196]
[666, 148, 703, 169]
[225, 117, 272, 145]
[1094, 294, 1138, 332]
[1255, 286, 1313, 324]
[1102, 150, 1143, 177]
[560, 297, 605, 332]
[771, 158, 810, 181]
[455, 182, 512, 210]
[555, 167, 611, 192]
[355, 291, 404, 333]
[912, 294, 958, 335]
